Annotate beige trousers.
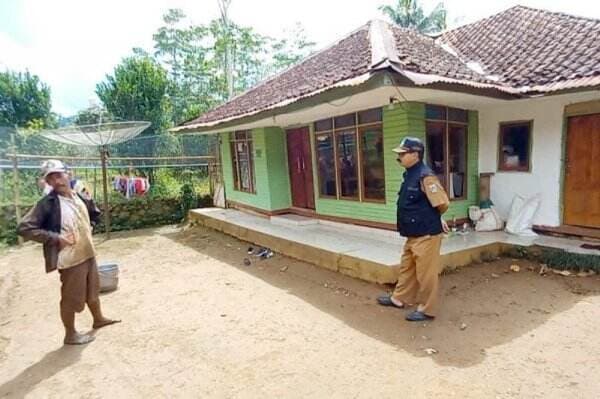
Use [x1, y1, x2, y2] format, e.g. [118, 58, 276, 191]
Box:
[392, 234, 442, 316]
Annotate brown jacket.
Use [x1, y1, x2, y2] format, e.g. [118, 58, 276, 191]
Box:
[17, 192, 101, 273]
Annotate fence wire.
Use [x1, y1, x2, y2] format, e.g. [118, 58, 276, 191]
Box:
[0, 127, 218, 206]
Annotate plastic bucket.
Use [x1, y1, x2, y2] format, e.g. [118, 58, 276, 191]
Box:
[98, 263, 119, 293]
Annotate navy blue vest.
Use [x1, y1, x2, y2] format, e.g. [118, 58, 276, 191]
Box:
[396, 162, 443, 237]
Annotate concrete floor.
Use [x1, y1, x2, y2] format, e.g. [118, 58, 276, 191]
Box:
[190, 208, 599, 283]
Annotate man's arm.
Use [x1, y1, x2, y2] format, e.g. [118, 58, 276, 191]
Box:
[421, 175, 450, 214]
[17, 203, 60, 245]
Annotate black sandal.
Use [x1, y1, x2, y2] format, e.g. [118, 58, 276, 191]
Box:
[376, 295, 405, 308]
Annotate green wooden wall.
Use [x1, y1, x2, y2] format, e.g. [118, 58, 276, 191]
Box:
[312, 102, 478, 223]
[220, 102, 478, 223]
[220, 127, 291, 211]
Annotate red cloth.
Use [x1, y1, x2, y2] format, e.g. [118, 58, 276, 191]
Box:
[134, 178, 142, 194]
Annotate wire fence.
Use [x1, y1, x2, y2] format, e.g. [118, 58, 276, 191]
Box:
[0, 128, 219, 207]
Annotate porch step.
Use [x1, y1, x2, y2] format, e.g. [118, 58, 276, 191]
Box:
[270, 214, 319, 227]
[189, 208, 598, 285]
[189, 208, 508, 284]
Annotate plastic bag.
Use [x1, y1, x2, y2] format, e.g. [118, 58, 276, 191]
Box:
[474, 206, 503, 231]
[505, 194, 541, 236]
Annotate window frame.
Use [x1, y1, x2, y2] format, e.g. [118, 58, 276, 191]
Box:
[358, 125, 386, 204]
[425, 104, 469, 201]
[230, 130, 256, 194]
[497, 120, 533, 173]
[313, 108, 385, 203]
[315, 131, 338, 199]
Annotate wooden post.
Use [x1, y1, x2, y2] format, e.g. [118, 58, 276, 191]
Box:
[0, 167, 4, 204]
[11, 134, 23, 245]
[93, 166, 97, 201]
[100, 146, 111, 239]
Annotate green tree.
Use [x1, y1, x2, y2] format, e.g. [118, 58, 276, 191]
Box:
[148, 6, 316, 125]
[270, 23, 316, 73]
[0, 70, 59, 156]
[209, 19, 269, 98]
[379, 0, 446, 34]
[96, 55, 171, 156]
[0, 70, 53, 128]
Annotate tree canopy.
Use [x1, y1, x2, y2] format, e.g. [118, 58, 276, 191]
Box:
[0, 70, 53, 129]
[379, 0, 447, 34]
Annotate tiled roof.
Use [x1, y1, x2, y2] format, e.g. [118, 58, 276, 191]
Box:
[389, 25, 494, 84]
[183, 24, 372, 126]
[440, 5, 600, 87]
[178, 6, 600, 129]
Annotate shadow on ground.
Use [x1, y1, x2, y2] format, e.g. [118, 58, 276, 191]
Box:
[163, 225, 600, 368]
[0, 343, 89, 398]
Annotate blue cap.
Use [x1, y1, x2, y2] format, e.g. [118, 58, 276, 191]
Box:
[392, 137, 424, 153]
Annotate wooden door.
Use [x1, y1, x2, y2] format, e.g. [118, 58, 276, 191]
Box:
[564, 114, 600, 228]
[286, 127, 315, 209]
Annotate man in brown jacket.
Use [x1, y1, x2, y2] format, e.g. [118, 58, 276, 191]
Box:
[18, 160, 120, 345]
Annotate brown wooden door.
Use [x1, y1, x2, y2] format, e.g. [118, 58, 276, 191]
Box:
[286, 127, 315, 209]
[564, 114, 600, 228]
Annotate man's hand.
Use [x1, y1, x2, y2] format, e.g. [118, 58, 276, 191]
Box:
[441, 219, 450, 233]
[58, 233, 75, 250]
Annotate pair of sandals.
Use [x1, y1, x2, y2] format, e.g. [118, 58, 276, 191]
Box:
[377, 295, 434, 322]
[247, 247, 274, 259]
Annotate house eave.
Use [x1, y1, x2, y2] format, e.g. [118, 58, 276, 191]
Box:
[170, 72, 375, 134]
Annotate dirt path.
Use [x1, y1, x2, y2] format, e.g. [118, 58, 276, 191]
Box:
[1, 225, 599, 398]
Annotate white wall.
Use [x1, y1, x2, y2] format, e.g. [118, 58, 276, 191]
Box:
[479, 90, 600, 226]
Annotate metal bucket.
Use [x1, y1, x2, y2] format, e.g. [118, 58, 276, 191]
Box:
[98, 263, 119, 293]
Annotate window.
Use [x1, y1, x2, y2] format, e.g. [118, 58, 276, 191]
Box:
[316, 133, 336, 197]
[230, 131, 255, 193]
[498, 121, 532, 172]
[336, 129, 359, 199]
[425, 105, 468, 200]
[314, 107, 385, 202]
[360, 126, 385, 200]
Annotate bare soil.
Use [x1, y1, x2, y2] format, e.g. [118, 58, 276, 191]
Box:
[1, 225, 599, 398]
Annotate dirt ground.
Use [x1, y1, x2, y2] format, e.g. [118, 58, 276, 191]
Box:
[0, 225, 599, 398]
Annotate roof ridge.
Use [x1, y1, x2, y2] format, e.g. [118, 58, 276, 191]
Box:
[369, 19, 400, 68]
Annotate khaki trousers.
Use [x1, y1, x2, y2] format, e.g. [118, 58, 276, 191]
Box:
[392, 234, 442, 316]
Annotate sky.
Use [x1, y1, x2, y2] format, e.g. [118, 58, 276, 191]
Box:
[1, 0, 600, 116]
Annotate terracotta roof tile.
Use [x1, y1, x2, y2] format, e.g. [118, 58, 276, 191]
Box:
[184, 24, 372, 126]
[389, 25, 495, 83]
[440, 5, 600, 87]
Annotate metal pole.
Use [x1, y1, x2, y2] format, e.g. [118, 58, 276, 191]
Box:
[11, 134, 23, 245]
[100, 146, 110, 239]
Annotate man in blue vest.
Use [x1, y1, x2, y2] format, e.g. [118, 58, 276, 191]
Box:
[377, 137, 449, 321]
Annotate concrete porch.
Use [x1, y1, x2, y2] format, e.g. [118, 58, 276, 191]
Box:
[190, 208, 599, 284]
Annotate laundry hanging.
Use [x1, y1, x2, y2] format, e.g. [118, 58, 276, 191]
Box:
[112, 175, 150, 198]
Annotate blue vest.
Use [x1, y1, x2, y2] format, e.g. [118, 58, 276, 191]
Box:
[396, 162, 443, 237]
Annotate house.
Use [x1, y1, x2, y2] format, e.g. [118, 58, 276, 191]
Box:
[173, 5, 600, 237]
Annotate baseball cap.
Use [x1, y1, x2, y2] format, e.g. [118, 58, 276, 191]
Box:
[41, 159, 68, 178]
[392, 137, 424, 154]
